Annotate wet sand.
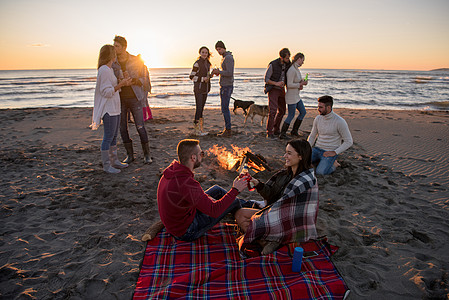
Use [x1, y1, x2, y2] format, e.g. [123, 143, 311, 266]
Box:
[0, 107, 448, 299]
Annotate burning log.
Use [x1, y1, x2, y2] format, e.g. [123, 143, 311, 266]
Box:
[230, 151, 271, 172]
[208, 144, 270, 173]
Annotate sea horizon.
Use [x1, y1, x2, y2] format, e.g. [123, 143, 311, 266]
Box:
[0, 68, 448, 111]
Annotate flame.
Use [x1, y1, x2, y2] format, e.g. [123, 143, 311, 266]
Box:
[208, 144, 250, 170]
[207, 144, 266, 172]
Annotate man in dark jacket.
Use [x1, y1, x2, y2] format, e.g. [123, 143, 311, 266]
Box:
[112, 35, 152, 164]
[264, 48, 291, 139]
[157, 139, 251, 241]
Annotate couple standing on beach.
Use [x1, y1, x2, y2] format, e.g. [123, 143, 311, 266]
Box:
[265, 48, 308, 140]
[189, 41, 235, 137]
[91, 36, 153, 173]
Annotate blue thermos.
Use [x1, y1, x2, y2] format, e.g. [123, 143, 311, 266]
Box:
[292, 247, 304, 272]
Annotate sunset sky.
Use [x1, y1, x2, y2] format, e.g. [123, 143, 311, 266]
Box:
[0, 0, 448, 71]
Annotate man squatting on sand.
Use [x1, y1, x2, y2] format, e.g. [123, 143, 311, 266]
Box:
[156, 139, 258, 241]
[212, 41, 235, 137]
[112, 35, 152, 164]
[307, 95, 353, 175]
[264, 48, 291, 139]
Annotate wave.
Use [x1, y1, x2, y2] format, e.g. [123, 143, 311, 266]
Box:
[424, 101, 449, 109]
[150, 92, 193, 98]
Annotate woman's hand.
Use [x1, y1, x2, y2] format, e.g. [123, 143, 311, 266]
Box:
[119, 77, 132, 87]
[115, 77, 132, 92]
[233, 177, 248, 192]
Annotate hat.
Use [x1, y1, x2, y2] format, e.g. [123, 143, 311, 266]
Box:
[215, 40, 226, 49]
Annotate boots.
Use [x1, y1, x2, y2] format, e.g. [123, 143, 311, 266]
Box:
[291, 118, 303, 137]
[192, 122, 201, 136]
[123, 142, 134, 164]
[141, 142, 153, 164]
[279, 122, 290, 139]
[101, 150, 120, 173]
[199, 118, 208, 136]
[109, 145, 128, 169]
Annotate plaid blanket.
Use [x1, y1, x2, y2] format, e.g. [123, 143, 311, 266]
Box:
[133, 223, 349, 299]
[240, 168, 318, 252]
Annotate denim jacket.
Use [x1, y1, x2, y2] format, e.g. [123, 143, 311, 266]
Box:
[112, 52, 150, 103]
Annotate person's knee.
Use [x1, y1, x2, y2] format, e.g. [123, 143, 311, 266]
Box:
[316, 162, 335, 175]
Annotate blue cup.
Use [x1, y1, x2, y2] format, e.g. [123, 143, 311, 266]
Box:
[292, 247, 304, 272]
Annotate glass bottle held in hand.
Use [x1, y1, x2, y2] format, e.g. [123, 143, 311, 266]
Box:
[239, 163, 255, 191]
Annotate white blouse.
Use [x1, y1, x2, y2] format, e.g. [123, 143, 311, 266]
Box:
[285, 63, 303, 105]
[91, 65, 121, 130]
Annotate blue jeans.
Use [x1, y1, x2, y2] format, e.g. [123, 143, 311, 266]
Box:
[285, 100, 306, 124]
[312, 147, 338, 175]
[220, 86, 233, 129]
[101, 113, 120, 151]
[177, 185, 255, 241]
[120, 97, 149, 144]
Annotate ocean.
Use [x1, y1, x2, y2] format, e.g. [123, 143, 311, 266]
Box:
[0, 68, 448, 110]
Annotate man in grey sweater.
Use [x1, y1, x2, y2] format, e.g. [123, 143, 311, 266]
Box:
[212, 41, 234, 137]
[307, 95, 353, 175]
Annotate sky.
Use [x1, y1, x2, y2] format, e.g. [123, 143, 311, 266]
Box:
[0, 0, 448, 71]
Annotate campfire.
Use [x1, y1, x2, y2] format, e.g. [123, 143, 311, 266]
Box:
[207, 144, 270, 173]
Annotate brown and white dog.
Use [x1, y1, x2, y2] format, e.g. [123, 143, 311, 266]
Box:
[244, 104, 269, 126]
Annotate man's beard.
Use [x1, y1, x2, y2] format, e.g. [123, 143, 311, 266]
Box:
[193, 160, 201, 169]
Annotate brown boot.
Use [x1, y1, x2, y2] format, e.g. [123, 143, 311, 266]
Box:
[199, 118, 208, 136]
[141, 142, 153, 164]
[291, 118, 303, 137]
[279, 122, 290, 139]
[217, 128, 232, 137]
[123, 142, 134, 164]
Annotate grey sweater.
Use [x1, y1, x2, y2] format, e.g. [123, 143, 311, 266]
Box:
[219, 51, 234, 87]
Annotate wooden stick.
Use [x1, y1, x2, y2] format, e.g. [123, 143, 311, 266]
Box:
[141, 220, 165, 242]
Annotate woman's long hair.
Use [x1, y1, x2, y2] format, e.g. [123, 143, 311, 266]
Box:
[97, 45, 116, 69]
[197, 46, 211, 65]
[287, 139, 312, 176]
[291, 52, 305, 65]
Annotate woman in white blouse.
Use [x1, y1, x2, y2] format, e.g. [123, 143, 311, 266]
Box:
[91, 45, 132, 173]
[280, 53, 308, 139]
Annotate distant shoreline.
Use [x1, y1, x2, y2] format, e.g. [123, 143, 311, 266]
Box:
[1, 67, 448, 72]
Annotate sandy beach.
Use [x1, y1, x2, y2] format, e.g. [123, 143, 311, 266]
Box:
[0, 106, 448, 299]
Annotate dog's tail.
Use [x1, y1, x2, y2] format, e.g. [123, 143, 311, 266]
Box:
[231, 96, 242, 102]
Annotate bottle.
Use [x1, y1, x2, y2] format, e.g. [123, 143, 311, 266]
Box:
[239, 163, 255, 191]
[304, 73, 309, 81]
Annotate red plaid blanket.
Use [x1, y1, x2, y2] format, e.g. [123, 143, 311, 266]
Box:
[134, 224, 349, 299]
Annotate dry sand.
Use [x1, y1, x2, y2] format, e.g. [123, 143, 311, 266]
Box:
[0, 107, 448, 299]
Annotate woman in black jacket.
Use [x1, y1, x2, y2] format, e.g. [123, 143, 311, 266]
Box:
[189, 46, 213, 136]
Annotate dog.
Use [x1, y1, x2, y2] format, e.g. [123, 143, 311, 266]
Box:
[232, 97, 254, 116]
[244, 104, 269, 126]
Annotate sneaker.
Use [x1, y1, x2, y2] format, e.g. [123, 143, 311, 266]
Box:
[217, 128, 232, 137]
[266, 134, 275, 139]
